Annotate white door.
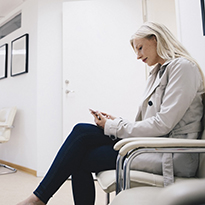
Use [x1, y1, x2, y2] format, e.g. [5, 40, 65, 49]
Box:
[62, 0, 146, 139]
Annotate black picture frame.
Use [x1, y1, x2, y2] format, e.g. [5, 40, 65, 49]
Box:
[0, 44, 8, 80]
[11, 33, 29, 76]
[201, 0, 205, 36]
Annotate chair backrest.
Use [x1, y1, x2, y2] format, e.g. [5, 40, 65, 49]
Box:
[197, 136, 205, 178]
[197, 93, 205, 178]
[0, 107, 17, 143]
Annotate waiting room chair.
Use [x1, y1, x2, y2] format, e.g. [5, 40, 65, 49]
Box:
[0, 107, 17, 174]
[109, 178, 205, 205]
[96, 136, 205, 204]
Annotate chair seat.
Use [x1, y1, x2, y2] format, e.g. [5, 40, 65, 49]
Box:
[110, 179, 205, 205]
[110, 186, 162, 205]
[0, 107, 17, 175]
[96, 169, 188, 193]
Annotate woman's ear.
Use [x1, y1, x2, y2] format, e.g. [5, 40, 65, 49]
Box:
[151, 35, 157, 42]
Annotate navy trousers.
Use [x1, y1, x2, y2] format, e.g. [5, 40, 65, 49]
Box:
[34, 123, 119, 204]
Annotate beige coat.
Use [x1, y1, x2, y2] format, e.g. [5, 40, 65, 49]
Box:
[105, 57, 204, 180]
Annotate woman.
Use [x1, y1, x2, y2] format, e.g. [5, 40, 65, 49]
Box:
[17, 22, 204, 205]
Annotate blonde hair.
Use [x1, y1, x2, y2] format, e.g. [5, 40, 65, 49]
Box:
[130, 22, 205, 86]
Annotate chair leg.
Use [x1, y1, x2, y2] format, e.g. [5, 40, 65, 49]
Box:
[106, 193, 110, 205]
[0, 163, 17, 175]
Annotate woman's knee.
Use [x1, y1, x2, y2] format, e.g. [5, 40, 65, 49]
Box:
[72, 123, 97, 133]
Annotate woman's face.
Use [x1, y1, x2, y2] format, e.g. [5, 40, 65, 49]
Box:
[132, 36, 165, 66]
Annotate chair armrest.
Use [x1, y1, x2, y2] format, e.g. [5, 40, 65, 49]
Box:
[114, 138, 205, 191]
[121, 139, 205, 190]
[0, 123, 10, 128]
[118, 139, 205, 156]
[114, 137, 180, 151]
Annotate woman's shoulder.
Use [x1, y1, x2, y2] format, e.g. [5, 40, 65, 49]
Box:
[165, 57, 202, 84]
[168, 57, 197, 69]
[165, 57, 199, 76]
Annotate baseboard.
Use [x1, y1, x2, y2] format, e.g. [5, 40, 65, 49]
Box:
[0, 160, 37, 176]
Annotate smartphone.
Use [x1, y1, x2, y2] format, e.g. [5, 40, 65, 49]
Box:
[89, 109, 96, 114]
[89, 109, 101, 120]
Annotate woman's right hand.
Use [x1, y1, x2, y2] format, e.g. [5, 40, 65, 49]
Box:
[100, 112, 116, 120]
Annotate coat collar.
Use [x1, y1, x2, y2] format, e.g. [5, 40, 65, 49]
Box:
[149, 59, 172, 76]
[143, 59, 172, 100]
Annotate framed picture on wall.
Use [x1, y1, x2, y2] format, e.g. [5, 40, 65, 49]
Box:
[201, 0, 205, 36]
[0, 44, 8, 80]
[11, 33, 29, 76]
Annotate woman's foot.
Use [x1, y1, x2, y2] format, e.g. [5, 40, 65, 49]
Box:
[17, 194, 45, 205]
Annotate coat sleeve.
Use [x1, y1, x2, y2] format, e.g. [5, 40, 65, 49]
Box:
[104, 58, 203, 138]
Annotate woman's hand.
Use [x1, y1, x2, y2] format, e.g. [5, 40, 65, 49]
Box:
[89, 109, 116, 129]
[100, 112, 116, 120]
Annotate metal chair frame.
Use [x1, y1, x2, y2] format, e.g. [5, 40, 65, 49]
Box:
[0, 163, 17, 175]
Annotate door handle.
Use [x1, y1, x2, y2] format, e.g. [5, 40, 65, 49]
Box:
[65, 90, 74, 94]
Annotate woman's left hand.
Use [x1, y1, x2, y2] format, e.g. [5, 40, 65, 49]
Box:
[90, 110, 115, 129]
[93, 111, 107, 129]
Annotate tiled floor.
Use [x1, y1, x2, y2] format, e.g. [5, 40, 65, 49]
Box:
[0, 167, 114, 205]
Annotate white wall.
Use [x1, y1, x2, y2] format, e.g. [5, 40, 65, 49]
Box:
[0, 0, 38, 172]
[147, 0, 177, 37]
[175, 0, 205, 73]
[0, 0, 63, 176]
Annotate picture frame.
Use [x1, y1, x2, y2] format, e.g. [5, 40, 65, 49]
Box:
[0, 44, 8, 80]
[201, 0, 205, 36]
[11, 33, 29, 76]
